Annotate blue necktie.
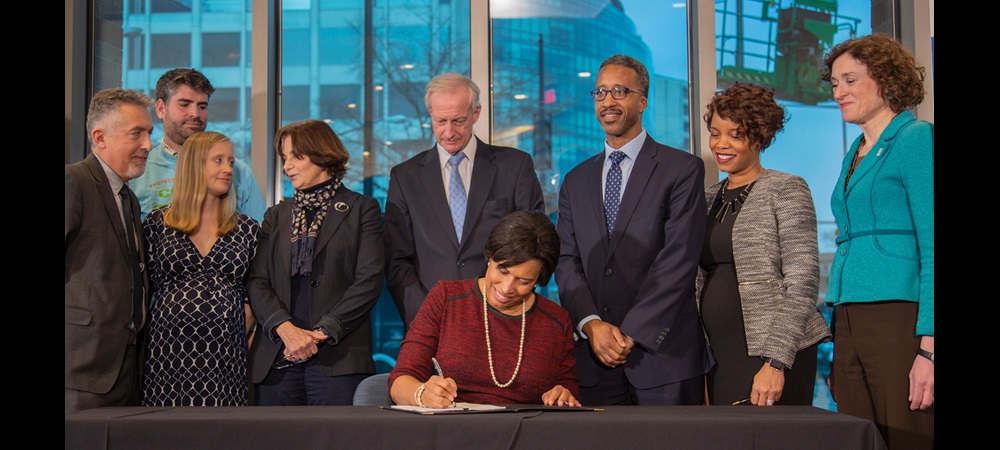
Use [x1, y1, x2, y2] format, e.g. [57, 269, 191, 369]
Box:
[448, 153, 468, 243]
[604, 150, 626, 237]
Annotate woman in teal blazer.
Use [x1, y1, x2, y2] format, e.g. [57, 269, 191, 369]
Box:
[822, 33, 934, 450]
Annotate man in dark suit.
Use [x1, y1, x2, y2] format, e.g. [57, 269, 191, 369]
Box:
[65, 88, 154, 413]
[555, 55, 714, 405]
[385, 73, 544, 327]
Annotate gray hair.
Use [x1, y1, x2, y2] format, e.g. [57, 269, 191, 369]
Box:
[86, 88, 154, 145]
[424, 73, 481, 112]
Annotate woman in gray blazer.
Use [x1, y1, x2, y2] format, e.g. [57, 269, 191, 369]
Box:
[247, 120, 385, 405]
[696, 83, 831, 407]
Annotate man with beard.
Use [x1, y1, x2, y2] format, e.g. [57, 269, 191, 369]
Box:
[555, 54, 714, 405]
[66, 88, 153, 412]
[131, 68, 265, 221]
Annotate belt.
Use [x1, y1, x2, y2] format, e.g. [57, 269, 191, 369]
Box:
[835, 228, 915, 245]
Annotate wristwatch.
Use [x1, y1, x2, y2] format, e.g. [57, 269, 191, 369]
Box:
[917, 348, 934, 364]
[763, 357, 786, 372]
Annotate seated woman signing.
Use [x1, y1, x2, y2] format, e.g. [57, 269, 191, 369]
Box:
[389, 210, 580, 408]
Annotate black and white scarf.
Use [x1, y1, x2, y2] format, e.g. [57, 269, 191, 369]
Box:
[290, 177, 341, 276]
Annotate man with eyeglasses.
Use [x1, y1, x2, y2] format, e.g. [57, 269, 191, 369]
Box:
[555, 54, 714, 405]
[130, 68, 265, 222]
[385, 73, 544, 328]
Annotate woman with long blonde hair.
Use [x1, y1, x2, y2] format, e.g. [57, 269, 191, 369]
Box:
[141, 131, 260, 406]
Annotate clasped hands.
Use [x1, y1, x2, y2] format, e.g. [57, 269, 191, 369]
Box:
[276, 321, 328, 362]
[583, 320, 633, 368]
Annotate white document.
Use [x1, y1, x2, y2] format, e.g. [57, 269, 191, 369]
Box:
[388, 402, 507, 413]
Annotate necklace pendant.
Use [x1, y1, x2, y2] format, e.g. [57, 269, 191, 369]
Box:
[715, 203, 730, 223]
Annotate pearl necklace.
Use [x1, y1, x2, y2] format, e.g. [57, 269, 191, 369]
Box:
[481, 280, 526, 388]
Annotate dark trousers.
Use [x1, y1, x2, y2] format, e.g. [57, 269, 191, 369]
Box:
[706, 342, 818, 406]
[65, 343, 141, 413]
[579, 365, 705, 405]
[255, 360, 368, 406]
[834, 302, 933, 450]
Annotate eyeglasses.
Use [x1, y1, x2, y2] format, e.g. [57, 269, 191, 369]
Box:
[590, 86, 645, 101]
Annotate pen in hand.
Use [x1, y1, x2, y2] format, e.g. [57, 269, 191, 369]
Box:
[732, 398, 751, 405]
[431, 357, 457, 408]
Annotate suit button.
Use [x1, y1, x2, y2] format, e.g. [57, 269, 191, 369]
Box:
[457, 261, 465, 268]
[602, 307, 610, 313]
[126, 323, 136, 331]
[604, 268, 613, 276]
[840, 248, 847, 256]
[311, 280, 320, 287]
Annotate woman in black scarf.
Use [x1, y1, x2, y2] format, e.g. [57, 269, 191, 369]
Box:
[247, 119, 385, 405]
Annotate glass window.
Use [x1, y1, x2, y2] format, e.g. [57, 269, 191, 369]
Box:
[210, 87, 242, 123]
[319, 28, 363, 65]
[124, 29, 145, 71]
[202, 33, 242, 67]
[151, 0, 191, 13]
[490, 0, 690, 301]
[94, 0, 255, 206]
[279, 0, 471, 371]
[80, 0, 926, 407]
[150, 34, 192, 68]
[280, 85, 311, 123]
[714, 0, 873, 411]
[282, 28, 311, 67]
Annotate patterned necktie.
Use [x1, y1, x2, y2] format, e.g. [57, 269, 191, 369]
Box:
[119, 184, 144, 328]
[448, 153, 468, 243]
[604, 150, 627, 237]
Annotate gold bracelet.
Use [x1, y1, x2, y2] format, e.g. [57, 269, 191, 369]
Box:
[414, 383, 426, 407]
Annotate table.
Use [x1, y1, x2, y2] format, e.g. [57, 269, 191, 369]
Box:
[65, 405, 886, 450]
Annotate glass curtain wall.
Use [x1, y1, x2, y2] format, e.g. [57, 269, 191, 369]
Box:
[714, 0, 872, 411]
[278, 0, 472, 372]
[490, 0, 691, 302]
[488, 0, 873, 411]
[81, 0, 920, 410]
[102, 0, 256, 168]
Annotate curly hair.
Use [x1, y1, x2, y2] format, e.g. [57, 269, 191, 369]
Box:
[820, 33, 926, 113]
[703, 82, 787, 152]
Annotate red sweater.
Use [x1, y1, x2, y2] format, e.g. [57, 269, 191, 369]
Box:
[389, 279, 579, 404]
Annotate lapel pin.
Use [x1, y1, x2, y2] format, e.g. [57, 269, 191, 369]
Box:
[334, 201, 349, 212]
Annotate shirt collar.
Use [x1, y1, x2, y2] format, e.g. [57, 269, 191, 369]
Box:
[604, 130, 647, 161]
[161, 139, 179, 157]
[93, 152, 127, 195]
[437, 136, 479, 170]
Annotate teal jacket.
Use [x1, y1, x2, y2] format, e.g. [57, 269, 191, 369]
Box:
[826, 110, 934, 337]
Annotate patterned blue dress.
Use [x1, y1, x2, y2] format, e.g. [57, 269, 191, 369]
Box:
[141, 207, 260, 406]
